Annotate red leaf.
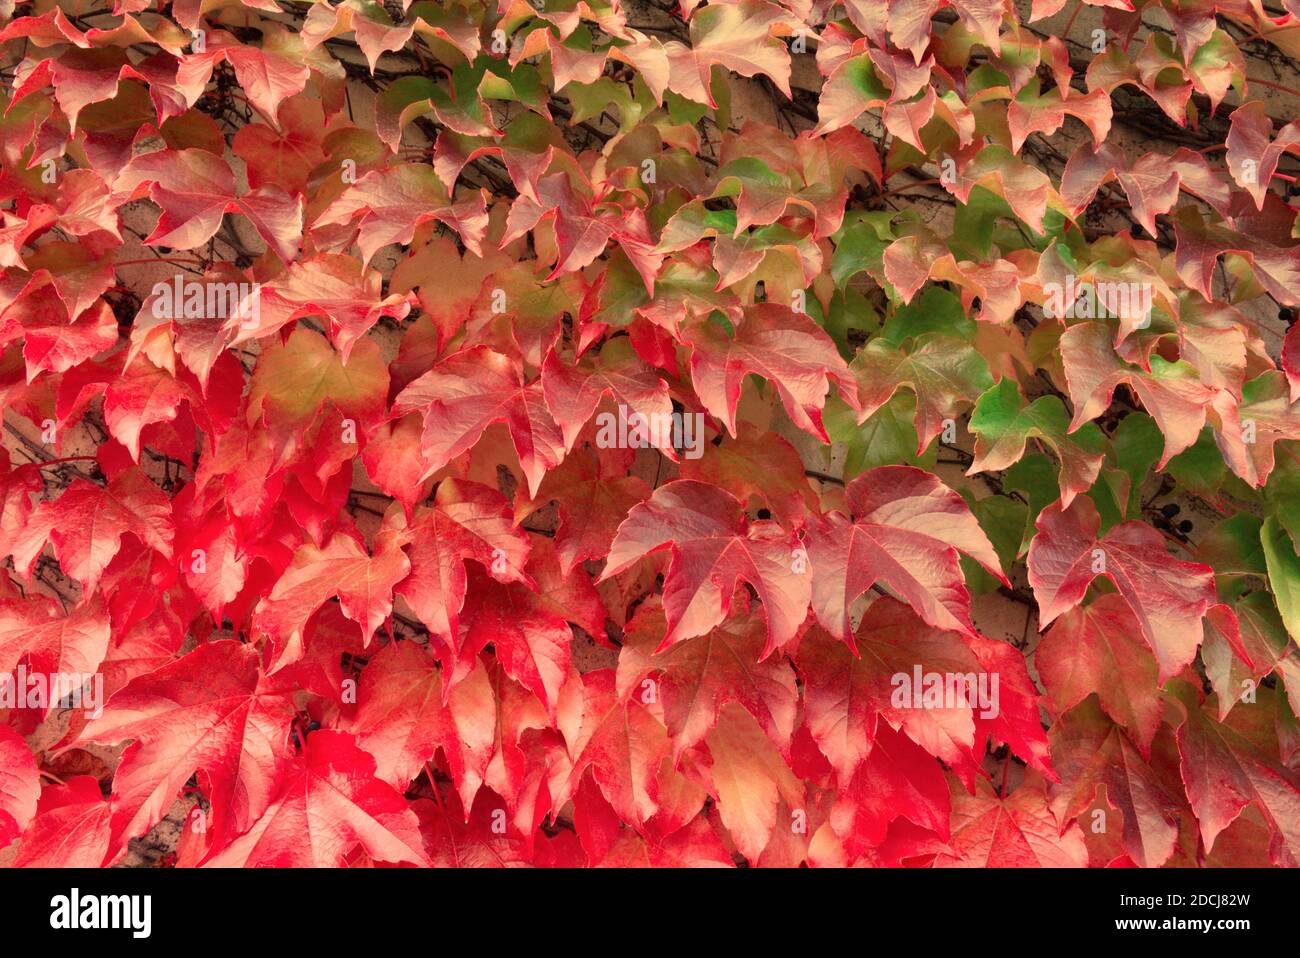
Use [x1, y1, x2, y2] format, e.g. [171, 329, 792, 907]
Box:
[461, 537, 604, 718]
[1170, 681, 1300, 866]
[600, 480, 811, 656]
[684, 303, 858, 442]
[515, 447, 651, 577]
[395, 478, 532, 644]
[798, 599, 984, 786]
[1226, 101, 1300, 211]
[175, 37, 310, 127]
[541, 338, 674, 456]
[0, 723, 39, 848]
[344, 640, 493, 799]
[676, 422, 818, 526]
[567, 669, 671, 828]
[1047, 698, 1186, 869]
[312, 164, 487, 266]
[935, 774, 1089, 868]
[829, 722, 951, 859]
[79, 640, 297, 856]
[0, 594, 110, 707]
[393, 346, 565, 498]
[806, 466, 1005, 648]
[12, 775, 111, 867]
[201, 730, 430, 867]
[701, 703, 804, 864]
[115, 148, 303, 261]
[253, 522, 410, 650]
[1028, 497, 1216, 681]
[617, 597, 798, 759]
[9, 468, 174, 595]
[1036, 593, 1163, 755]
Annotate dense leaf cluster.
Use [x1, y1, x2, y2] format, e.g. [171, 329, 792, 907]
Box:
[0, 0, 1297, 867]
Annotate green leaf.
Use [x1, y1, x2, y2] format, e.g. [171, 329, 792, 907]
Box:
[1004, 453, 1059, 555]
[968, 379, 1105, 506]
[1165, 427, 1228, 501]
[853, 333, 992, 453]
[951, 187, 1012, 260]
[823, 288, 880, 356]
[1112, 413, 1162, 518]
[1261, 516, 1300, 643]
[878, 287, 973, 347]
[825, 392, 934, 476]
[831, 218, 889, 288]
[1264, 461, 1300, 546]
[960, 493, 1028, 593]
[1197, 514, 1266, 578]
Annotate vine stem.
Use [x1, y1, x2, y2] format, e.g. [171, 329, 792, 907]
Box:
[1245, 75, 1300, 98]
[805, 469, 844, 486]
[114, 258, 206, 269]
[878, 178, 940, 198]
[1152, 526, 1196, 556]
[1061, 0, 1083, 42]
[35, 456, 98, 467]
[426, 761, 447, 816]
[227, 91, 276, 126]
